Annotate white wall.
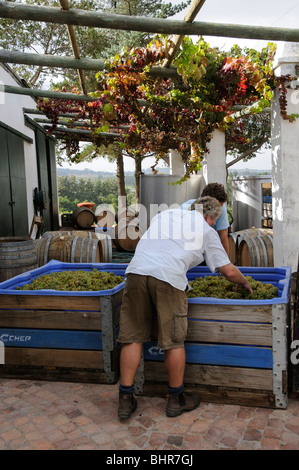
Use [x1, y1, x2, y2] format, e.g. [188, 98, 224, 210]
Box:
[231, 176, 272, 231]
[271, 42, 299, 272]
[0, 64, 39, 233]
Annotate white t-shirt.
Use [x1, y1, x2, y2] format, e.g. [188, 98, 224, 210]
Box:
[125, 208, 230, 291]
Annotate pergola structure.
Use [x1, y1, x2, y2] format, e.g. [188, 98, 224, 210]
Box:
[1, 0, 299, 274]
[0, 0, 299, 141]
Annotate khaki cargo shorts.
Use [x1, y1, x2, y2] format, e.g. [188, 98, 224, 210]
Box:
[118, 273, 188, 350]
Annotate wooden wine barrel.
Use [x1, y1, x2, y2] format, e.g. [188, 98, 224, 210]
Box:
[238, 234, 274, 267]
[95, 205, 116, 228]
[35, 233, 112, 266]
[43, 230, 96, 239]
[228, 228, 273, 265]
[0, 237, 38, 282]
[116, 208, 137, 223]
[236, 227, 273, 238]
[114, 218, 142, 252]
[228, 232, 239, 265]
[95, 233, 113, 262]
[72, 207, 96, 229]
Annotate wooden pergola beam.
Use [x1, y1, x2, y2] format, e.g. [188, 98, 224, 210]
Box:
[3, 85, 271, 119]
[163, 0, 206, 68]
[1, 1, 299, 42]
[0, 49, 179, 78]
[34, 117, 130, 129]
[49, 126, 120, 137]
[59, 0, 88, 95]
[2, 84, 96, 101]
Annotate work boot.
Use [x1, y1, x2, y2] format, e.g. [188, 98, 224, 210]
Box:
[118, 393, 137, 419]
[166, 392, 200, 418]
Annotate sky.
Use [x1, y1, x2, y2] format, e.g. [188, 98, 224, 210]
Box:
[60, 0, 299, 174]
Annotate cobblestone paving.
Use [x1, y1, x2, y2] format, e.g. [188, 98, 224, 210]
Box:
[0, 379, 298, 450]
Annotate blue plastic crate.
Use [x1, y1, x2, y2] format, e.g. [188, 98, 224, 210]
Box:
[0, 259, 127, 296]
[186, 265, 291, 305]
[0, 260, 126, 384]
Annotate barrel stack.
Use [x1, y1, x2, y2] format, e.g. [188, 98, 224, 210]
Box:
[228, 227, 273, 267]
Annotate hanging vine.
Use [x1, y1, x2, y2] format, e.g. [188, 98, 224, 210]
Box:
[37, 36, 298, 181]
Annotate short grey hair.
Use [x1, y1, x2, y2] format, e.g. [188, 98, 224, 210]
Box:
[190, 196, 222, 221]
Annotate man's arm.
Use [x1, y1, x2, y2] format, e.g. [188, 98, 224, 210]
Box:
[217, 228, 229, 255]
[218, 263, 253, 295]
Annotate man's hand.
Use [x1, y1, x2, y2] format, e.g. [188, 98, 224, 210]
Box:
[235, 280, 253, 296]
[219, 263, 253, 295]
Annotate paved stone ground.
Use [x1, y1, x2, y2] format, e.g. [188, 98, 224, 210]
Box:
[0, 378, 298, 451]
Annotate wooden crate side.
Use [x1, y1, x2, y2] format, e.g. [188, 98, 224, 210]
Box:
[142, 382, 276, 408]
[144, 361, 273, 391]
[0, 294, 101, 311]
[0, 365, 109, 384]
[4, 347, 104, 369]
[0, 308, 102, 331]
[111, 289, 124, 310]
[188, 303, 273, 323]
[0, 347, 119, 384]
[187, 320, 272, 346]
[152, 318, 272, 347]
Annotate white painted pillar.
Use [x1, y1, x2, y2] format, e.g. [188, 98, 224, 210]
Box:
[201, 130, 227, 189]
[170, 130, 226, 186]
[169, 149, 185, 175]
[271, 42, 299, 271]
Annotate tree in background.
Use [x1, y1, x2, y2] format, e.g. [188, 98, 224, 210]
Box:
[57, 174, 136, 213]
[0, 0, 112, 88]
[0, 0, 190, 207]
[0, 0, 190, 89]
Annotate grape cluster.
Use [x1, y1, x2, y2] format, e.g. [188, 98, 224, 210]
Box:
[16, 269, 124, 292]
[187, 275, 278, 300]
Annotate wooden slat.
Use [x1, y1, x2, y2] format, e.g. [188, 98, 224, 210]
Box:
[188, 303, 272, 323]
[144, 361, 273, 391]
[0, 365, 108, 384]
[152, 318, 272, 346]
[187, 320, 272, 346]
[0, 294, 101, 310]
[142, 382, 276, 408]
[3, 347, 104, 369]
[0, 308, 102, 330]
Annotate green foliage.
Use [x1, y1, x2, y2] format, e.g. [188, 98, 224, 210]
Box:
[1, 0, 190, 89]
[38, 35, 282, 181]
[0, 0, 109, 88]
[58, 175, 119, 213]
[57, 174, 135, 213]
[225, 112, 271, 162]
